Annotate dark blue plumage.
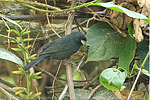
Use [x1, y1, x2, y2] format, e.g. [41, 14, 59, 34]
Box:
[24, 32, 86, 71]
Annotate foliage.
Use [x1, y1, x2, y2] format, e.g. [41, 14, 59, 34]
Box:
[86, 22, 124, 62]
[85, 1, 150, 91]
[0, 27, 41, 99]
[86, 22, 136, 73]
[0, 0, 149, 99]
[13, 68, 41, 99]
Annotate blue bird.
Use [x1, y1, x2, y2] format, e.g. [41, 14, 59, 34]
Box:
[24, 32, 87, 71]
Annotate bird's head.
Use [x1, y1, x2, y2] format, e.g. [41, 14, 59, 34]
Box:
[71, 32, 87, 45]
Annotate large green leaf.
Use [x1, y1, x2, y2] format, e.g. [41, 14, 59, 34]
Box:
[0, 47, 23, 66]
[138, 40, 149, 71]
[118, 35, 136, 73]
[86, 22, 124, 62]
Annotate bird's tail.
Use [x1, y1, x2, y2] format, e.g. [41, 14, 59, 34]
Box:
[24, 54, 49, 71]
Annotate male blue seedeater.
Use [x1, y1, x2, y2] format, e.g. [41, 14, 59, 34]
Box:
[24, 32, 87, 71]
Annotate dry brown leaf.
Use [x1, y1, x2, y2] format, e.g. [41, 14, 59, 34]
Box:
[110, 2, 135, 30]
[145, 0, 150, 11]
[114, 90, 145, 100]
[140, 7, 148, 28]
[133, 19, 144, 42]
[137, 0, 150, 12]
[137, 0, 145, 7]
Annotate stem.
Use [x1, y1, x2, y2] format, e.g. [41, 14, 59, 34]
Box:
[66, 64, 76, 100]
[19, 33, 30, 99]
[26, 73, 31, 100]
[19, 0, 98, 13]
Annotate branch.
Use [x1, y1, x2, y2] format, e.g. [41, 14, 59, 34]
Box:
[0, 86, 18, 100]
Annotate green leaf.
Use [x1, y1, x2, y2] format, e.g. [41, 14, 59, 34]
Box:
[12, 68, 26, 75]
[25, 45, 31, 50]
[0, 47, 23, 66]
[128, 21, 134, 38]
[100, 68, 127, 90]
[7, 29, 20, 36]
[0, 14, 22, 30]
[91, 2, 150, 23]
[20, 28, 26, 35]
[20, 28, 30, 36]
[118, 35, 136, 73]
[30, 92, 41, 99]
[29, 72, 42, 80]
[18, 45, 26, 52]
[11, 48, 23, 52]
[138, 40, 149, 71]
[86, 22, 124, 62]
[133, 64, 138, 69]
[22, 31, 30, 36]
[27, 54, 37, 61]
[23, 38, 33, 42]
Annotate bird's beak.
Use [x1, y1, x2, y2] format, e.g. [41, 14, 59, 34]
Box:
[81, 40, 86, 45]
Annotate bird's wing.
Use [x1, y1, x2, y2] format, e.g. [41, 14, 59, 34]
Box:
[39, 37, 73, 55]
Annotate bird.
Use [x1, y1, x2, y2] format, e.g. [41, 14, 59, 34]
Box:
[23, 32, 87, 71]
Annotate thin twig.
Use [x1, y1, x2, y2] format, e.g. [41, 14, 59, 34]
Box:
[17, 0, 61, 11]
[82, 75, 99, 89]
[87, 84, 101, 100]
[66, 61, 76, 100]
[58, 85, 68, 100]
[18, 0, 98, 13]
[2, 13, 93, 21]
[52, 61, 62, 100]
[73, 56, 87, 75]
[45, 0, 61, 38]
[0, 84, 17, 95]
